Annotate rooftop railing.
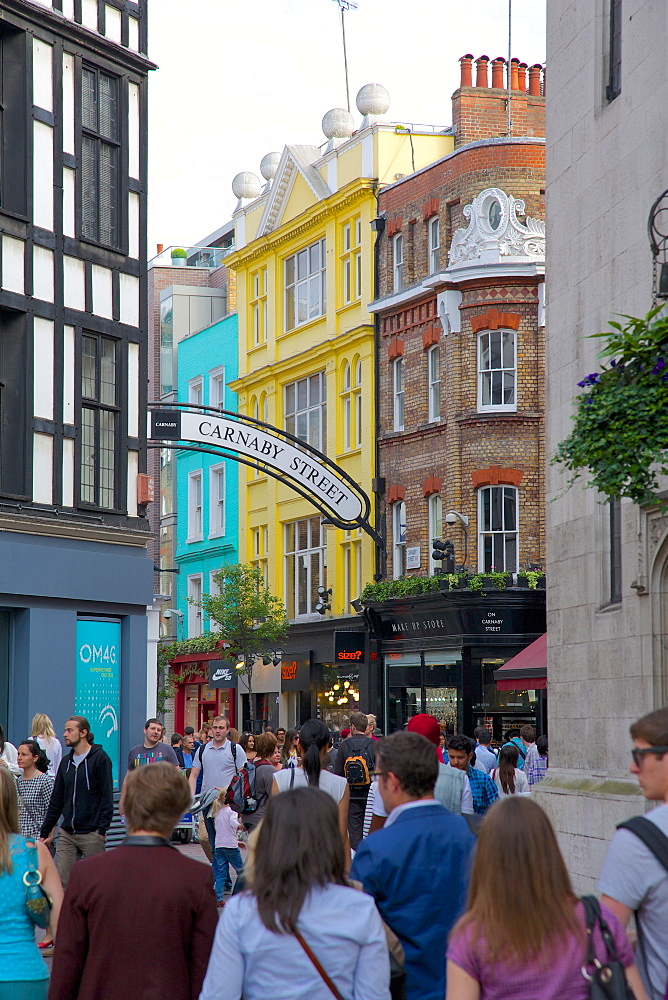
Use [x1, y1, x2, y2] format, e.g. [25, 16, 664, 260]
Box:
[148, 245, 234, 269]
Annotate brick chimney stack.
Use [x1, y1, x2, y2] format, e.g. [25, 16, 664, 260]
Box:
[452, 52, 545, 148]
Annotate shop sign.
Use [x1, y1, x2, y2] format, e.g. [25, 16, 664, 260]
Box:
[208, 660, 238, 688]
[280, 650, 311, 692]
[405, 546, 421, 570]
[334, 631, 365, 664]
[75, 619, 121, 790]
[378, 602, 545, 641]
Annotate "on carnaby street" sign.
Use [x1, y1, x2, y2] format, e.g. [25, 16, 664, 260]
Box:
[150, 408, 364, 524]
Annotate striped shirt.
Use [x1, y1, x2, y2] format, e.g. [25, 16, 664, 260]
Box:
[15, 773, 54, 839]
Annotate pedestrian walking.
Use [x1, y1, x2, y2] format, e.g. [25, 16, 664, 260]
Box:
[0, 725, 20, 777]
[210, 787, 244, 904]
[280, 728, 299, 768]
[200, 786, 390, 1000]
[446, 796, 645, 1000]
[501, 725, 535, 771]
[243, 732, 280, 831]
[599, 706, 668, 1000]
[489, 745, 530, 797]
[272, 720, 350, 853]
[239, 732, 258, 762]
[447, 735, 499, 816]
[126, 717, 179, 770]
[38, 716, 113, 888]
[30, 715, 62, 779]
[472, 727, 496, 774]
[351, 731, 475, 1000]
[189, 715, 247, 903]
[334, 711, 376, 849]
[15, 741, 54, 839]
[526, 734, 548, 787]
[0, 768, 63, 1000]
[47, 762, 217, 1000]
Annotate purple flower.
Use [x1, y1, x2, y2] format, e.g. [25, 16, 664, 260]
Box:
[662, 374, 668, 382]
[653, 357, 666, 374]
[578, 372, 601, 388]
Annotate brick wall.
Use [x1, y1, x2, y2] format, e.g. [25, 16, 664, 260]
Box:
[376, 109, 545, 580]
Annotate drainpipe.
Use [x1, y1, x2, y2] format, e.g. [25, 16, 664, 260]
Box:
[371, 183, 387, 581]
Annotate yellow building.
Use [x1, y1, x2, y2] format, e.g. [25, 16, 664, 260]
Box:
[225, 86, 453, 729]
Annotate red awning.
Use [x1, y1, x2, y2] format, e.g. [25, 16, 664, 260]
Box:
[494, 633, 547, 691]
[170, 649, 225, 665]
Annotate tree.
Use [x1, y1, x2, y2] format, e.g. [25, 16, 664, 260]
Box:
[197, 564, 289, 731]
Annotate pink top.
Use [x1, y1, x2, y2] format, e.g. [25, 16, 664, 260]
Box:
[213, 805, 240, 849]
[447, 901, 634, 1000]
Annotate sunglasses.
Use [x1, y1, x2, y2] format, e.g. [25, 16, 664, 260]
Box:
[631, 746, 668, 767]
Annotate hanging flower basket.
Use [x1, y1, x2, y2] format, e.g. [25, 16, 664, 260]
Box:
[553, 307, 668, 505]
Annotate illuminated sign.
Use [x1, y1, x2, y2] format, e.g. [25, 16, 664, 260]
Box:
[334, 631, 365, 665]
[280, 651, 311, 692]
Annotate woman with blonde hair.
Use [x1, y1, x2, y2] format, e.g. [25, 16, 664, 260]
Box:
[30, 714, 62, 779]
[0, 768, 62, 998]
[446, 796, 645, 1000]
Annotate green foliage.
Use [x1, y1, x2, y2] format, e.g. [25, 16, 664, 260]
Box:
[156, 634, 221, 716]
[361, 576, 440, 601]
[523, 570, 543, 590]
[553, 308, 668, 505]
[466, 574, 484, 592]
[486, 571, 510, 590]
[443, 573, 464, 591]
[170, 247, 187, 258]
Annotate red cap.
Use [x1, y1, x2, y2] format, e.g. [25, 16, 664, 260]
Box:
[340, 728, 351, 739]
[407, 714, 441, 746]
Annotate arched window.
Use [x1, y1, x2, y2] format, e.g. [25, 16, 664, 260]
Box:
[341, 362, 352, 450]
[478, 329, 516, 411]
[478, 485, 518, 572]
[428, 494, 443, 574]
[354, 358, 362, 447]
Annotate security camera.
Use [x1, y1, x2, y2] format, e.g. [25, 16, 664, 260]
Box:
[445, 512, 457, 525]
[163, 609, 174, 619]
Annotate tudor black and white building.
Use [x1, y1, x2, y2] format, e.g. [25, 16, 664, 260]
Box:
[0, 0, 154, 788]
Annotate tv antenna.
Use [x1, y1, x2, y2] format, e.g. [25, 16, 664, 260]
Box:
[331, 0, 358, 113]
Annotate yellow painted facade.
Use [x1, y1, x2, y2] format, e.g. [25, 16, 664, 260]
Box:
[226, 124, 453, 620]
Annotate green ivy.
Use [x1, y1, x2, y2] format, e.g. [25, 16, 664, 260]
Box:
[553, 308, 668, 505]
[361, 576, 441, 601]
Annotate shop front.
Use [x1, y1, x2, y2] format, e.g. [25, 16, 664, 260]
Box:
[364, 588, 546, 739]
[169, 650, 236, 733]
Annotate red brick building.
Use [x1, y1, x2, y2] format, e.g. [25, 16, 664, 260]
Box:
[370, 55, 546, 582]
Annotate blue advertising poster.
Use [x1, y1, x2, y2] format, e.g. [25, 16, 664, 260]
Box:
[75, 619, 121, 790]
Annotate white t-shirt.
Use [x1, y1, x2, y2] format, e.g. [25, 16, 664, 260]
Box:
[489, 766, 530, 797]
[36, 736, 63, 778]
[198, 739, 248, 794]
[599, 803, 668, 1000]
[273, 766, 347, 804]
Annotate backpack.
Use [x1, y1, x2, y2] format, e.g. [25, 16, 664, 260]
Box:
[342, 737, 374, 786]
[197, 741, 258, 814]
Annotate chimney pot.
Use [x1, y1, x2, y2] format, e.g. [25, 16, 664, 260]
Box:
[528, 63, 542, 96]
[459, 54, 474, 88]
[518, 62, 528, 92]
[475, 55, 489, 88]
[491, 57, 505, 89]
[157, 243, 164, 254]
[510, 57, 520, 92]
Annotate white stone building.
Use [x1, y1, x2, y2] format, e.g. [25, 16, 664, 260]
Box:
[536, 0, 668, 890]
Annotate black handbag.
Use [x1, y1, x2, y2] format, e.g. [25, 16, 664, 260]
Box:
[580, 896, 634, 1000]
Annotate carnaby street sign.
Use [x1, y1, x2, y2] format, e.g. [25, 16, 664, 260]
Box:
[149, 406, 368, 528]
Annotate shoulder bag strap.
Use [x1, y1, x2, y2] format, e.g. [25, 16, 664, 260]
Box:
[289, 767, 295, 790]
[230, 741, 239, 774]
[294, 929, 344, 1000]
[617, 815, 668, 873]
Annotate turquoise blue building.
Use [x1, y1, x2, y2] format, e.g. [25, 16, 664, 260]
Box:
[174, 313, 239, 641]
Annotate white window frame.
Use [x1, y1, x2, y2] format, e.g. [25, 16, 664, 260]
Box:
[393, 234, 403, 292]
[284, 372, 326, 451]
[392, 501, 407, 579]
[428, 216, 440, 274]
[342, 527, 362, 611]
[187, 470, 203, 542]
[428, 345, 440, 422]
[428, 494, 443, 575]
[478, 329, 517, 412]
[209, 571, 221, 597]
[341, 216, 361, 305]
[342, 362, 352, 450]
[478, 485, 519, 573]
[284, 517, 326, 618]
[393, 357, 404, 431]
[250, 266, 267, 346]
[284, 238, 326, 332]
[209, 366, 225, 411]
[187, 573, 203, 637]
[209, 463, 225, 538]
[354, 358, 362, 447]
[251, 525, 269, 584]
[188, 376, 203, 407]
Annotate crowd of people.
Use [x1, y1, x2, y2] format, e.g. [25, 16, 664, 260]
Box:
[0, 706, 666, 1000]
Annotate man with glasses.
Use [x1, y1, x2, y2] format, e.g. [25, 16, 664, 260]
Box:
[599, 707, 668, 1000]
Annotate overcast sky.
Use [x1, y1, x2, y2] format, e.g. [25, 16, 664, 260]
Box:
[146, 0, 546, 254]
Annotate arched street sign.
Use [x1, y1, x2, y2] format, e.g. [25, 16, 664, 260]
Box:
[148, 403, 383, 549]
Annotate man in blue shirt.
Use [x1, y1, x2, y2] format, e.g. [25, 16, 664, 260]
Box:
[473, 726, 497, 773]
[351, 731, 475, 1000]
[447, 734, 499, 816]
[502, 725, 535, 771]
